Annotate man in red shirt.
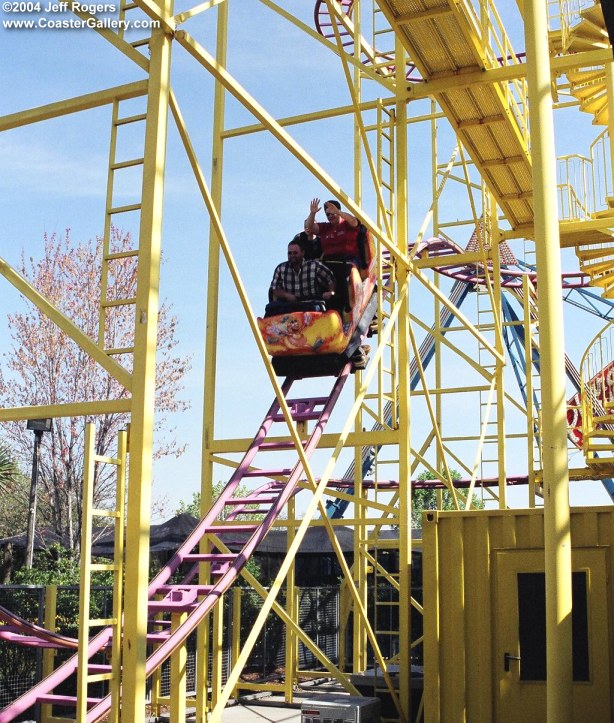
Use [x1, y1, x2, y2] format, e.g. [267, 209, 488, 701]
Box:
[304, 198, 361, 263]
[303, 198, 371, 370]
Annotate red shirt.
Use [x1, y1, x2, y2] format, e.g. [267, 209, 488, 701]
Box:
[318, 220, 360, 260]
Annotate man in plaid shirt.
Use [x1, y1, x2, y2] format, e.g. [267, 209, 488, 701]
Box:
[268, 238, 335, 314]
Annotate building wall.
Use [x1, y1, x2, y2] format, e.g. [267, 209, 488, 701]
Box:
[422, 507, 614, 722]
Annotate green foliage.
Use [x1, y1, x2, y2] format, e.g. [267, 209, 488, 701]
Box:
[176, 490, 204, 518]
[12, 544, 80, 586]
[0, 446, 29, 538]
[8, 545, 114, 636]
[176, 482, 263, 521]
[0, 444, 19, 496]
[412, 468, 485, 528]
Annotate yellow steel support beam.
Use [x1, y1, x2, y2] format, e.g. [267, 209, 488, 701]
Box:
[169, 612, 188, 723]
[0, 399, 131, 422]
[285, 496, 298, 702]
[120, 10, 173, 718]
[395, 30, 412, 722]
[191, 3, 228, 718]
[0, 81, 148, 132]
[207, 428, 399, 454]
[525, 2, 573, 720]
[41, 586, 57, 723]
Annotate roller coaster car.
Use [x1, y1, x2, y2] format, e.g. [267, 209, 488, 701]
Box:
[257, 235, 377, 378]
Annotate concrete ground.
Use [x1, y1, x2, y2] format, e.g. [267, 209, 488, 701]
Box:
[156, 682, 358, 722]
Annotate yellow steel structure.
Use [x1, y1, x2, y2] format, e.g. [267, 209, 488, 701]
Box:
[2, 1, 614, 723]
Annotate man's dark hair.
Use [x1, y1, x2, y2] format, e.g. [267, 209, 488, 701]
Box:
[288, 238, 305, 252]
[324, 199, 341, 210]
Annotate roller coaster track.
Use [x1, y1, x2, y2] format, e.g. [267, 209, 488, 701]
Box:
[0, 367, 353, 722]
[314, 0, 421, 81]
[0, 605, 77, 649]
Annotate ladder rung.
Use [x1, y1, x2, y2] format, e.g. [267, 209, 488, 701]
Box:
[90, 563, 119, 572]
[131, 38, 151, 49]
[111, 157, 144, 170]
[87, 617, 117, 627]
[87, 672, 114, 683]
[108, 202, 142, 214]
[103, 249, 138, 262]
[101, 297, 137, 308]
[91, 509, 121, 518]
[92, 454, 120, 464]
[115, 112, 147, 126]
[104, 346, 134, 356]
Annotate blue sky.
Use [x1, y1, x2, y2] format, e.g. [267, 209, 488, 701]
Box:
[1, 1, 613, 517]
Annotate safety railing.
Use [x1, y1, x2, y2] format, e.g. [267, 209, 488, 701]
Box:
[461, 0, 529, 146]
[580, 319, 614, 462]
[557, 154, 594, 220]
[590, 128, 613, 206]
[549, 0, 597, 49]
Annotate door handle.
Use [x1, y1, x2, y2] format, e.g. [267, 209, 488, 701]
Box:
[504, 652, 521, 672]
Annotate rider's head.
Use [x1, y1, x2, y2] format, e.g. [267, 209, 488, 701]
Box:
[287, 241, 305, 269]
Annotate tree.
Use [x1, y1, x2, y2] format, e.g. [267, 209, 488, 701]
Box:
[0, 229, 191, 551]
[0, 444, 29, 538]
[0, 445, 27, 582]
[412, 469, 485, 528]
[0, 444, 19, 497]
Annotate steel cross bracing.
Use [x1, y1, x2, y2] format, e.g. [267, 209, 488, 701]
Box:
[327, 277, 471, 518]
[328, 230, 614, 518]
[0, 368, 353, 722]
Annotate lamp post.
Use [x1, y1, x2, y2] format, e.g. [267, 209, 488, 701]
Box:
[25, 418, 52, 569]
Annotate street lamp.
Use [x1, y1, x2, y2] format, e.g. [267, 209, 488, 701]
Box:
[24, 418, 52, 569]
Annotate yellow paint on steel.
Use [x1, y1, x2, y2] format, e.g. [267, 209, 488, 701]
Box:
[0, 81, 148, 132]
[169, 612, 188, 723]
[0, 399, 132, 422]
[376, 0, 532, 229]
[423, 509, 614, 721]
[41, 585, 57, 723]
[526, 1, 574, 719]
[120, 14, 174, 718]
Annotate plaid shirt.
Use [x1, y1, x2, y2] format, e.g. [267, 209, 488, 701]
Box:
[270, 259, 335, 301]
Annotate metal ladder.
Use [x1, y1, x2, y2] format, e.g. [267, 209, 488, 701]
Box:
[97, 95, 147, 358]
[74, 425, 127, 722]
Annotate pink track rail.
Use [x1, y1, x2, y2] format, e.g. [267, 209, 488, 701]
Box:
[0, 605, 78, 649]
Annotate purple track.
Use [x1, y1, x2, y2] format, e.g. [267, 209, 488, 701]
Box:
[0, 367, 352, 722]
